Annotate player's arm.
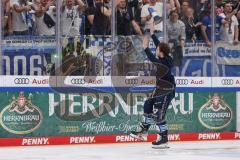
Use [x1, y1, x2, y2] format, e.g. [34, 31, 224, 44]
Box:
[148, 22, 160, 46]
[151, 34, 160, 47]
[145, 47, 172, 67]
[143, 35, 160, 64]
[143, 35, 173, 67]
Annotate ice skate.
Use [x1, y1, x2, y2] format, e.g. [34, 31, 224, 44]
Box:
[130, 131, 147, 141]
[130, 123, 149, 141]
[152, 134, 169, 149]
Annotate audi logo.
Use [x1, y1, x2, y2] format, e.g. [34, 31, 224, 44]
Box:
[71, 78, 85, 85]
[221, 79, 234, 85]
[175, 79, 188, 85]
[14, 78, 30, 84]
[125, 79, 138, 85]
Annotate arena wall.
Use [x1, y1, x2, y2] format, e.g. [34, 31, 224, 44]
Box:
[0, 76, 239, 146]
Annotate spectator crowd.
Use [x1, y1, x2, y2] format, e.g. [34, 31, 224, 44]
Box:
[2, 0, 240, 44]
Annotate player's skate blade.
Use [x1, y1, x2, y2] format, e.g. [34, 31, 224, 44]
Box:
[130, 133, 147, 141]
[152, 143, 169, 149]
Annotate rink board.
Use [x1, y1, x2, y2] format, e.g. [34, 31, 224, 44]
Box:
[0, 76, 240, 146]
[0, 132, 240, 146]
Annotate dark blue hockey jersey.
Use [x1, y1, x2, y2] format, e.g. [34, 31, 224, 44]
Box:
[144, 34, 176, 94]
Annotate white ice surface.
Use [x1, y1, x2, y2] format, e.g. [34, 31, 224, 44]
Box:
[0, 140, 240, 160]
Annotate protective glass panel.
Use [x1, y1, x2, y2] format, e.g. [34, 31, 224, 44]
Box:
[1, 0, 57, 75]
[215, 0, 240, 77]
[167, 0, 212, 77]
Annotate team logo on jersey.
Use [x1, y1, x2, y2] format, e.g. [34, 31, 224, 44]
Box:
[198, 93, 232, 130]
[0, 92, 43, 134]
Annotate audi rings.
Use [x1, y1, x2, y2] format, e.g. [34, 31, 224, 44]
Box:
[71, 78, 85, 85]
[175, 79, 188, 85]
[125, 79, 138, 85]
[14, 78, 30, 84]
[221, 79, 234, 85]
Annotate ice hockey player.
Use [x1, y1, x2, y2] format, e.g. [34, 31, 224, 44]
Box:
[130, 30, 176, 149]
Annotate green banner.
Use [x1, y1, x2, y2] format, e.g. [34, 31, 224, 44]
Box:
[0, 91, 236, 137]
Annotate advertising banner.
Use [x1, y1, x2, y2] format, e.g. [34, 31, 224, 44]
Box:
[2, 37, 56, 49]
[211, 77, 240, 88]
[0, 91, 236, 138]
[0, 76, 214, 91]
[2, 37, 240, 77]
[216, 41, 240, 65]
[173, 57, 240, 77]
[183, 42, 211, 57]
[88, 38, 240, 77]
[1, 132, 240, 146]
[2, 37, 56, 75]
[2, 49, 55, 75]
